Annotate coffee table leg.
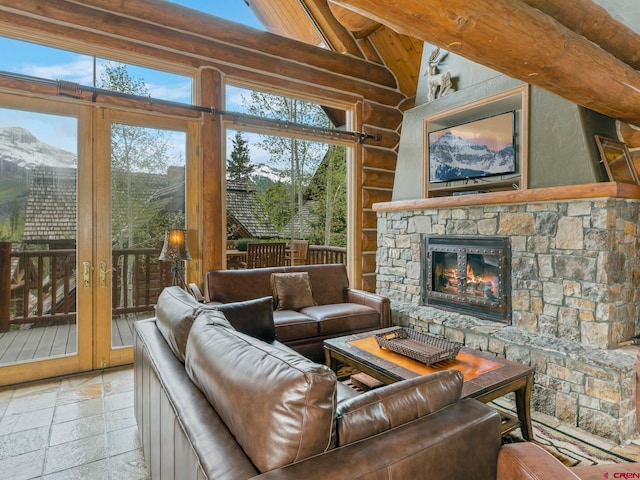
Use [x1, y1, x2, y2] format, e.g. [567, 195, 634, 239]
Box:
[325, 349, 339, 373]
[515, 373, 534, 441]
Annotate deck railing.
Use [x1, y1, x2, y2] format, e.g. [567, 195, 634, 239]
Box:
[1, 243, 173, 332]
[307, 245, 347, 265]
[1, 242, 347, 332]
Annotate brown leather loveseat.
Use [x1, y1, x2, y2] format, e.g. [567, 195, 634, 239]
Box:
[134, 286, 504, 479]
[204, 263, 390, 361]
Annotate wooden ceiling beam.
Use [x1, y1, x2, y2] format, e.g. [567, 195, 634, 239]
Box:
[327, 2, 382, 38]
[330, 0, 640, 125]
[246, 0, 325, 47]
[299, 0, 365, 57]
[520, 0, 640, 70]
[61, 0, 397, 89]
[0, 0, 404, 107]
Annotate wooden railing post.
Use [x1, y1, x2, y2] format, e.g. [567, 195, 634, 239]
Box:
[0, 242, 11, 332]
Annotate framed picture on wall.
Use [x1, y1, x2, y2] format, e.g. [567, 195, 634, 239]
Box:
[595, 135, 638, 185]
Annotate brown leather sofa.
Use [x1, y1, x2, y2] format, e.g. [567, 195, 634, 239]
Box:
[134, 286, 503, 480]
[204, 263, 391, 361]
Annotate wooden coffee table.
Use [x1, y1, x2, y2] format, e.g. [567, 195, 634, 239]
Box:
[324, 327, 534, 440]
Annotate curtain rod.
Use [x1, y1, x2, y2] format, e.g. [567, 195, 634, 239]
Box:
[0, 71, 379, 144]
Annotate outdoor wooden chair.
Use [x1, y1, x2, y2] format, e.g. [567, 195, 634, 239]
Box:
[290, 239, 309, 266]
[246, 242, 287, 269]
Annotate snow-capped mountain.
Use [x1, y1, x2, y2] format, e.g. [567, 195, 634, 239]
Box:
[251, 162, 284, 183]
[0, 127, 77, 169]
[429, 131, 514, 183]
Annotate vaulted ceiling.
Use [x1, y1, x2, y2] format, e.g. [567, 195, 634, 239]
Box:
[246, 0, 640, 126]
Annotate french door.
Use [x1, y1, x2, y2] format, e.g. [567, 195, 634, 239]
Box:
[94, 110, 197, 369]
[0, 97, 198, 385]
[0, 96, 93, 385]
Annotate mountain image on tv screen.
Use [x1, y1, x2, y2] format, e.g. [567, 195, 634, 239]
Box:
[428, 111, 515, 183]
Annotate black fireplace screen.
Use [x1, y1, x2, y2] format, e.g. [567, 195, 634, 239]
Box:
[423, 235, 511, 324]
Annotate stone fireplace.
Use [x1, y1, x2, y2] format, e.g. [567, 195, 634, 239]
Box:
[423, 235, 511, 324]
[374, 186, 640, 442]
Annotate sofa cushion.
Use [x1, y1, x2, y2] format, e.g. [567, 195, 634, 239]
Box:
[271, 272, 317, 310]
[155, 286, 204, 363]
[335, 371, 463, 447]
[185, 312, 337, 473]
[300, 303, 380, 336]
[273, 310, 319, 341]
[286, 264, 348, 305]
[214, 296, 276, 342]
[206, 267, 285, 303]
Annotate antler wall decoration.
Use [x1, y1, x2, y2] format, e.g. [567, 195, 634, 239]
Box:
[425, 48, 453, 102]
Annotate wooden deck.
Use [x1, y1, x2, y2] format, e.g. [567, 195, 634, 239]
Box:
[0, 312, 153, 366]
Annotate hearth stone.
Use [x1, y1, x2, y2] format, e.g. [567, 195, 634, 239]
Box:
[391, 301, 637, 443]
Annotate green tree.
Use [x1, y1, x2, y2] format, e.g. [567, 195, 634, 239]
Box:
[307, 145, 347, 246]
[227, 131, 255, 181]
[257, 180, 292, 232]
[243, 92, 331, 239]
[100, 63, 176, 249]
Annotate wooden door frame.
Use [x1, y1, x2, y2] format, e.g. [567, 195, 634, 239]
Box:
[94, 109, 199, 368]
[0, 94, 94, 386]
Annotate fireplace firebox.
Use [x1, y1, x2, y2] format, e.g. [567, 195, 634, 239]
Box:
[422, 235, 511, 324]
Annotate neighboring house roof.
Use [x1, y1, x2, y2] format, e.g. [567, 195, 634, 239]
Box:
[21, 167, 278, 243]
[22, 166, 171, 244]
[22, 166, 77, 243]
[226, 179, 278, 239]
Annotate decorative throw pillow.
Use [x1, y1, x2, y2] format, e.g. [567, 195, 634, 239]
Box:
[271, 272, 317, 310]
[214, 296, 276, 342]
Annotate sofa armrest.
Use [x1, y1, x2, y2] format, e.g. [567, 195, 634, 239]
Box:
[335, 370, 462, 446]
[346, 288, 391, 327]
[497, 443, 580, 480]
[253, 398, 501, 480]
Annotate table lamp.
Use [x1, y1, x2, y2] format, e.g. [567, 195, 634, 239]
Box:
[159, 229, 192, 288]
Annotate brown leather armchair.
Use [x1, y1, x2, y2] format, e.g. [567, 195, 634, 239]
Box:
[497, 442, 640, 479]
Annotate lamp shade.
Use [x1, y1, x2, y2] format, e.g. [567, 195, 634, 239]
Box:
[159, 229, 192, 262]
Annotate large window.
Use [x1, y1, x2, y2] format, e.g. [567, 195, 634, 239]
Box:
[224, 86, 349, 249]
[0, 36, 193, 104]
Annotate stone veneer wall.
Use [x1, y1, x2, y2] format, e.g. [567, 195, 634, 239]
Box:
[376, 197, 640, 442]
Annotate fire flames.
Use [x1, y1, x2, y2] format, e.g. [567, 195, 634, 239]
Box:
[435, 260, 498, 301]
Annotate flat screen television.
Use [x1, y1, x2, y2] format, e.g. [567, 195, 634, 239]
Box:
[428, 111, 516, 184]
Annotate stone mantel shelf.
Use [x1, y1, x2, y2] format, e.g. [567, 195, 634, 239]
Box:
[373, 182, 640, 212]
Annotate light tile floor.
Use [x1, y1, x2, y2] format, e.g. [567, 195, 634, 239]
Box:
[0, 367, 148, 480]
[3, 366, 640, 479]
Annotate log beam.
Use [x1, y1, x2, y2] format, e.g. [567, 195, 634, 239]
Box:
[331, 0, 640, 125]
[64, 0, 396, 88]
[520, 0, 640, 70]
[300, 0, 365, 57]
[0, 0, 404, 107]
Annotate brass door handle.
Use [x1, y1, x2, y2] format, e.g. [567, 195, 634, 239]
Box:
[99, 261, 108, 288]
[83, 261, 91, 288]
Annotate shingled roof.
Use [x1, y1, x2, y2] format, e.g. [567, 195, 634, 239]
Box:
[226, 179, 278, 239]
[22, 166, 172, 245]
[21, 168, 278, 244]
[22, 166, 77, 244]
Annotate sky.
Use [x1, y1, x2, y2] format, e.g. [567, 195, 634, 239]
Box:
[0, 1, 266, 161]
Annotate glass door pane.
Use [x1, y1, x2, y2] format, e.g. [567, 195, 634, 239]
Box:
[110, 123, 187, 349]
[0, 109, 80, 366]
